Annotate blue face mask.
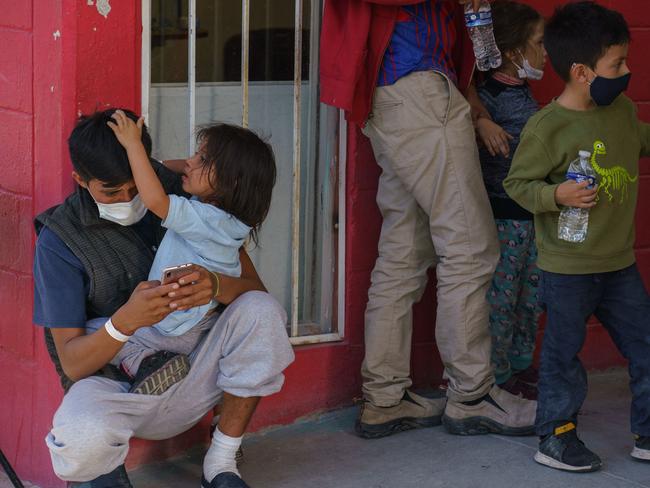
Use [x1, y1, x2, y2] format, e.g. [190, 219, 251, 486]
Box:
[588, 72, 631, 106]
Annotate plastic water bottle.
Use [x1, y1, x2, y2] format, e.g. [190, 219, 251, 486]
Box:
[464, 1, 502, 71]
[558, 150, 597, 243]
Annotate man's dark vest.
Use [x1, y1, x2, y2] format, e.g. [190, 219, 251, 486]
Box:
[34, 162, 182, 392]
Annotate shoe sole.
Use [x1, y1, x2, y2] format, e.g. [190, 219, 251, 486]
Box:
[441, 414, 535, 436]
[534, 451, 602, 472]
[631, 447, 650, 462]
[355, 414, 442, 439]
[130, 354, 190, 395]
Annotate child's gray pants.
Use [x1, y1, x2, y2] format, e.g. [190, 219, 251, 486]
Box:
[45, 291, 295, 482]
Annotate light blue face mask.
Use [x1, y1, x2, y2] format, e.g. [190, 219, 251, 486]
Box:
[513, 50, 544, 80]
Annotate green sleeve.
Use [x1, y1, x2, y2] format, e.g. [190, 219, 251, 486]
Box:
[639, 121, 650, 157]
[503, 131, 560, 214]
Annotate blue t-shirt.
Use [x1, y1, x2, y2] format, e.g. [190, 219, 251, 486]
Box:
[33, 213, 160, 328]
[150, 195, 250, 336]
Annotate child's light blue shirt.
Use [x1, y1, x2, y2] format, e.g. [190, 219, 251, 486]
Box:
[149, 195, 251, 336]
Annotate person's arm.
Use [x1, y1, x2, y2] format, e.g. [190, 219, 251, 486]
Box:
[165, 249, 267, 310]
[108, 110, 170, 219]
[34, 227, 183, 380]
[504, 131, 598, 213]
[215, 249, 267, 304]
[467, 83, 513, 158]
[476, 118, 514, 158]
[639, 121, 650, 158]
[465, 82, 491, 123]
[50, 280, 180, 381]
[161, 159, 186, 175]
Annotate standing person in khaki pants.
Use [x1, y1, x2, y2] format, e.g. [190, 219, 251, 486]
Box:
[320, 0, 536, 438]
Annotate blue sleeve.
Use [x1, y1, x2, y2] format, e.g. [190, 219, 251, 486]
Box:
[33, 228, 89, 328]
[162, 195, 250, 250]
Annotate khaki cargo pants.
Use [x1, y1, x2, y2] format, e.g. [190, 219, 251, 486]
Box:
[361, 70, 499, 405]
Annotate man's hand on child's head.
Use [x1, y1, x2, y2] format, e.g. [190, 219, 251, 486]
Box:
[555, 180, 598, 209]
[107, 110, 145, 152]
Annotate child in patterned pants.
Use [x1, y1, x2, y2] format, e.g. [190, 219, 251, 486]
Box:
[486, 220, 541, 397]
[475, 0, 545, 399]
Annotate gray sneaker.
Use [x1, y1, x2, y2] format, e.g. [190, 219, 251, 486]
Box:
[129, 351, 190, 395]
[355, 390, 446, 439]
[442, 385, 536, 436]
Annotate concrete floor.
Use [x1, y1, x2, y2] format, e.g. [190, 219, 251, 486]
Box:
[131, 368, 650, 488]
[4, 369, 649, 488]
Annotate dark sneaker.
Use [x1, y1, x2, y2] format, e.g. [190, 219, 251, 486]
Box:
[67, 465, 133, 487]
[443, 385, 536, 436]
[356, 390, 446, 439]
[631, 435, 650, 462]
[499, 376, 537, 401]
[514, 366, 539, 387]
[201, 472, 250, 488]
[534, 423, 602, 472]
[129, 351, 190, 395]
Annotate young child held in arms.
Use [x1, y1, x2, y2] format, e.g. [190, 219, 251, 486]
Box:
[475, 0, 545, 400]
[108, 111, 276, 385]
[504, 1, 650, 472]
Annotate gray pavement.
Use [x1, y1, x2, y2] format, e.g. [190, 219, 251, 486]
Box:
[130, 368, 650, 488]
[4, 369, 649, 488]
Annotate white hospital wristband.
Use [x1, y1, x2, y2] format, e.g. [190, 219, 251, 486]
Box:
[104, 318, 131, 342]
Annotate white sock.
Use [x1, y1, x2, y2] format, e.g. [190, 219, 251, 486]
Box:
[203, 427, 242, 482]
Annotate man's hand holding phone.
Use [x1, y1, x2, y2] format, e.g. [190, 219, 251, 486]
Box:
[163, 263, 216, 311]
[161, 263, 195, 285]
[111, 280, 178, 334]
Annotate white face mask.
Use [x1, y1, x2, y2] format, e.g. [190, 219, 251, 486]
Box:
[91, 192, 147, 226]
[513, 50, 544, 80]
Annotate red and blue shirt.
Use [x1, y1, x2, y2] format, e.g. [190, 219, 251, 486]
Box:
[378, 0, 458, 87]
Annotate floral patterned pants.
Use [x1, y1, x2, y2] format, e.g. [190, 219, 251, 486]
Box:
[487, 219, 542, 384]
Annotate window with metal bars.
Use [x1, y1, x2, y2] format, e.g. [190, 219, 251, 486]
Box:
[141, 0, 344, 344]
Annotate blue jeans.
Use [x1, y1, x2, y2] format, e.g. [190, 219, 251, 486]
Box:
[536, 264, 650, 436]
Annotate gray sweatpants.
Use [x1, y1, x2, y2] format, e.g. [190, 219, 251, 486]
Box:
[45, 291, 295, 482]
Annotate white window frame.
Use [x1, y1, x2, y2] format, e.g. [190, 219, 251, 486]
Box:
[140, 0, 346, 345]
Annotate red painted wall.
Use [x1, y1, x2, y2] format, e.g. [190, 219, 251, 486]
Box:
[0, 1, 648, 486]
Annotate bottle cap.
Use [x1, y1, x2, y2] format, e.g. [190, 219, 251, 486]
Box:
[579, 150, 591, 158]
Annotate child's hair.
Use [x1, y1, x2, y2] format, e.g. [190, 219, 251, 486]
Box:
[69, 108, 152, 185]
[491, 0, 543, 60]
[195, 123, 276, 244]
[545, 1, 630, 82]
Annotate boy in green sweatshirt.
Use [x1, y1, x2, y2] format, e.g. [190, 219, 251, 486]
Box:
[504, 1, 650, 473]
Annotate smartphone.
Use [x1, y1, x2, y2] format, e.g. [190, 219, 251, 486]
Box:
[161, 263, 195, 285]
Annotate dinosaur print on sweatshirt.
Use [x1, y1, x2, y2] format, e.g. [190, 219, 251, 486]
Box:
[590, 140, 638, 204]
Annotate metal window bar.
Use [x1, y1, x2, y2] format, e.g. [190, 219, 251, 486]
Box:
[141, 0, 151, 122]
[290, 0, 303, 338]
[188, 0, 197, 155]
[241, 0, 250, 128]
[238, 0, 300, 336]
